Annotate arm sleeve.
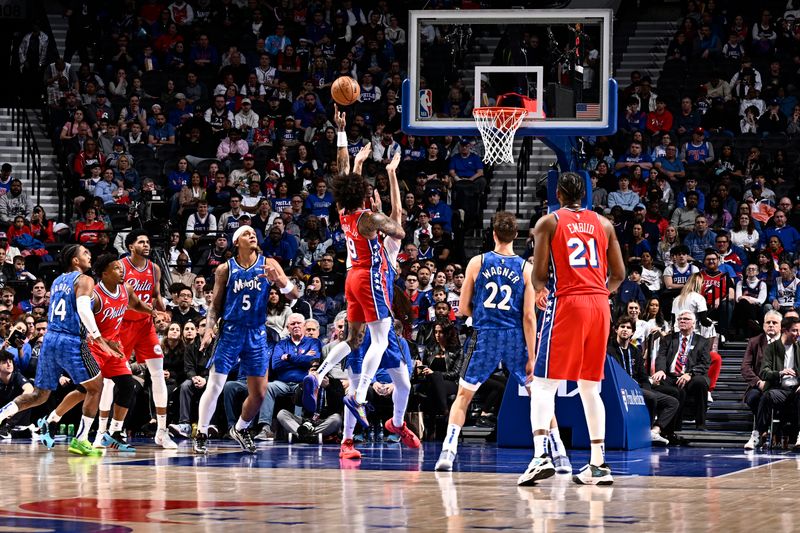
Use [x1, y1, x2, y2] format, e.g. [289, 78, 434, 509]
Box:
[76, 295, 101, 339]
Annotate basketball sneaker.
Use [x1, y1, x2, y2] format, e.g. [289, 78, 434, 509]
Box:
[302, 373, 320, 413]
[572, 463, 614, 485]
[68, 438, 104, 457]
[155, 428, 178, 449]
[650, 429, 670, 446]
[102, 432, 136, 452]
[435, 450, 457, 471]
[339, 438, 362, 459]
[169, 423, 192, 438]
[229, 426, 257, 454]
[517, 455, 556, 486]
[551, 453, 572, 474]
[37, 417, 54, 449]
[343, 395, 372, 428]
[384, 419, 421, 448]
[193, 432, 209, 454]
[744, 430, 760, 451]
[92, 431, 108, 449]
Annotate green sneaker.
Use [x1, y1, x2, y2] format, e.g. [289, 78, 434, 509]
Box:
[68, 438, 104, 457]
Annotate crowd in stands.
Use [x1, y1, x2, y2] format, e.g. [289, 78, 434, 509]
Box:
[2, 1, 800, 448]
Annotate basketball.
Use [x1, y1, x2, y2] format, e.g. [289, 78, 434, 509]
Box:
[331, 76, 360, 106]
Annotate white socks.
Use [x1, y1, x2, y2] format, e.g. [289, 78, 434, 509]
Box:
[533, 434, 549, 457]
[355, 319, 392, 404]
[578, 379, 606, 466]
[156, 414, 167, 432]
[235, 416, 251, 431]
[97, 416, 109, 434]
[76, 415, 94, 441]
[47, 411, 62, 424]
[550, 427, 566, 456]
[0, 401, 19, 424]
[109, 419, 123, 433]
[317, 341, 351, 380]
[386, 366, 411, 428]
[443, 423, 462, 453]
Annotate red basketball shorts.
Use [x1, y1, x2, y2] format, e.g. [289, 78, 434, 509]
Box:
[120, 318, 163, 362]
[344, 268, 393, 324]
[90, 341, 132, 378]
[534, 294, 610, 382]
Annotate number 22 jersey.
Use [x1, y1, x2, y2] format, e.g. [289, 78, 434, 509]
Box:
[549, 208, 609, 297]
[472, 252, 526, 329]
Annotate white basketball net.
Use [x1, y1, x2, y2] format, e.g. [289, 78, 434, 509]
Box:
[472, 107, 528, 165]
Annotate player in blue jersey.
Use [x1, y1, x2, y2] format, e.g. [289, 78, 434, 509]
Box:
[305, 152, 420, 459]
[194, 225, 300, 454]
[0, 245, 123, 456]
[435, 212, 538, 472]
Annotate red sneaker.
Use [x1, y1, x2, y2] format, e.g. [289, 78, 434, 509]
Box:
[385, 419, 421, 448]
[339, 438, 362, 459]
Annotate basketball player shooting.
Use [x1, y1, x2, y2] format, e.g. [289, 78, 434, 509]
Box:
[521, 172, 625, 486]
[310, 104, 405, 428]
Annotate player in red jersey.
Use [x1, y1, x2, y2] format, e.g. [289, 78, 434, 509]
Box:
[117, 229, 177, 449]
[312, 105, 405, 428]
[37, 254, 160, 452]
[520, 172, 625, 487]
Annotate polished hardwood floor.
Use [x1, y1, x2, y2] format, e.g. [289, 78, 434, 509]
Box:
[0, 439, 798, 532]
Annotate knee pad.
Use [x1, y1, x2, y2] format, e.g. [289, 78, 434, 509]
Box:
[111, 375, 136, 409]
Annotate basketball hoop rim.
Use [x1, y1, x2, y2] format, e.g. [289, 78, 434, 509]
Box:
[472, 106, 529, 134]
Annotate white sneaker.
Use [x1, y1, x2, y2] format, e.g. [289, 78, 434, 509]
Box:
[572, 463, 614, 486]
[651, 429, 669, 446]
[551, 453, 572, 474]
[517, 455, 555, 486]
[792, 434, 800, 452]
[155, 428, 178, 449]
[93, 431, 107, 449]
[435, 450, 457, 471]
[744, 430, 759, 451]
[707, 392, 714, 403]
[169, 423, 191, 438]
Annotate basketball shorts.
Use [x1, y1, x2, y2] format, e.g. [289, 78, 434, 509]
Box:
[460, 328, 528, 391]
[344, 268, 393, 324]
[35, 331, 100, 390]
[534, 294, 610, 382]
[120, 318, 163, 362]
[208, 322, 272, 377]
[346, 327, 404, 375]
[90, 341, 132, 378]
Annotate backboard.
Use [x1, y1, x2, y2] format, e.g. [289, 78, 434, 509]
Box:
[402, 9, 617, 137]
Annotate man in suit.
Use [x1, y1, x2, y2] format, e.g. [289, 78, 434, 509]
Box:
[653, 310, 711, 430]
[608, 316, 679, 445]
[741, 310, 782, 450]
[757, 316, 800, 450]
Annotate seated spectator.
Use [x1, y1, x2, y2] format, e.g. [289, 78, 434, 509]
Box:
[680, 128, 714, 174]
[700, 249, 735, 346]
[730, 212, 760, 253]
[0, 350, 33, 434]
[608, 175, 639, 211]
[608, 316, 678, 445]
[74, 207, 106, 244]
[671, 192, 702, 232]
[170, 252, 196, 287]
[769, 261, 800, 313]
[741, 311, 782, 450]
[616, 266, 647, 313]
[170, 285, 202, 327]
[684, 216, 716, 261]
[640, 251, 662, 293]
[755, 316, 800, 450]
[11, 256, 35, 281]
[304, 181, 334, 219]
[758, 99, 787, 134]
[676, 175, 705, 211]
[448, 138, 485, 195]
[0, 180, 33, 227]
[652, 310, 711, 430]
[184, 201, 217, 248]
[654, 144, 686, 186]
[267, 288, 292, 337]
[414, 322, 462, 418]
[216, 128, 249, 171]
[619, 97, 646, 134]
[300, 275, 338, 338]
[196, 234, 229, 278]
[734, 264, 769, 337]
[426, 190, 452, 234]
[278, 358, 344, 443]
[168, 321, 211, 438]
[256, 313, 321, 440]
[645, 97, 673, 136]
[760, 209, 799, 253]
[18, 280, 47, 313]
[615, 140, 653, 174]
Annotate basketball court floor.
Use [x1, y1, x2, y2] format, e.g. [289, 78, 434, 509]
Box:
[1, 439, 798, 532]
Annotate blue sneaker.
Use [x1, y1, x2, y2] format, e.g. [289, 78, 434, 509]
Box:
[37, 418, 54, 449]
[302, 373, 320, 413]
[343, 395, 371, 428]
[101, 432, 136, 453]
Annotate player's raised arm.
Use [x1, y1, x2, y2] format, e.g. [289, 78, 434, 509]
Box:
[600, 215, 626, 294]
[263, 257, 301, 300]
[360, 211, 405, 241]
[386, 152, 402, 224]
[334, 104, 350, 176]
[200, 262, 229, 350]
[521, 261, 538, 381]
[353, 142, 372, 176]
[531, 213, 556, 307]
[457, 255, 481, 318]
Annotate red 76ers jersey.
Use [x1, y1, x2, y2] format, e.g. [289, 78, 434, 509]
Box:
[549, 208, 609, 297]
[94, 282, 129, 342]
[121, 256, 155, 320]
[340, 209, 385, 270]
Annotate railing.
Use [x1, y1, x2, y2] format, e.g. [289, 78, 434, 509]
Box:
[514, 136, 532, 217]
[9, 105, 43, 206]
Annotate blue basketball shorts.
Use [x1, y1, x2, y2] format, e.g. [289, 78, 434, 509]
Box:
[209, 323, 272, 377]
[346, 327, 404, 375]
[35, 331, 100, 391]
[460, 328, 528, 391]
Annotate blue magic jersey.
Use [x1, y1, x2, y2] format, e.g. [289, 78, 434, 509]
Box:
[472, 252, 525, 329]
[223, 255, 271, 327]
[48, 271, 83, 336]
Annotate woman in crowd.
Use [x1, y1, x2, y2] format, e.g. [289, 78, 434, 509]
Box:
[74, 206, 107, 244]
[415, 322, 463, 424]
[29, 206, 55, 244]
[300, 275, 338, 338]
[160, 322, 187, 422]
[656, 225, 680, 267]
[730, 212, 760, 256]
[626, 300, 650, 348]
[267, 287, 292, 337]
[704, 195, 732, 231]
[733, 263, 768, 338]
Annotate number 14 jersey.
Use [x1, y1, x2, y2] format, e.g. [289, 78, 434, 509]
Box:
[472, 252, 526, 329]
[550, 208, 609, 297]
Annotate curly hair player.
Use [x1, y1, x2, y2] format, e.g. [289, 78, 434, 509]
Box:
[308, 104, 406, 433]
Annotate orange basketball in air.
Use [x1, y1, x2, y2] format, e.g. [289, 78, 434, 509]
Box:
[331, 76, 360, 106]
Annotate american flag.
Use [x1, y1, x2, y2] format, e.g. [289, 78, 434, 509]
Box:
[576, 103, 601, 119]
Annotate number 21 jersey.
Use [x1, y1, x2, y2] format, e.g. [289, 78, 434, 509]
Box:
[472, 252, 525, 329]
[550, 208, 609, 297]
